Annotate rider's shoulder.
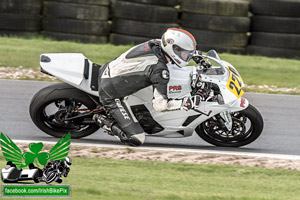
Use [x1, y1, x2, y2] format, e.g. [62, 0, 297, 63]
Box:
[124, 40, 156, 59]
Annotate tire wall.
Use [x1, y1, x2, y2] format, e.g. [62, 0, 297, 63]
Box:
[0, 0, 42, 37]
[248, 0, 300, 58]
[0, 0, 299, 58]
[180, 0, 250, 54]
[110, 0, 179, 45]
[42, 0, 110, 43]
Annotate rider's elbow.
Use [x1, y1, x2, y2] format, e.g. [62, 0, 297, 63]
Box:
[152, 101, 167, 112]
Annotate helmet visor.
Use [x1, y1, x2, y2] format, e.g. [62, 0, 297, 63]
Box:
[173, 44, 194, 62]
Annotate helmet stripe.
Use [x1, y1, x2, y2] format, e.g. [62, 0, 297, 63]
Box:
[168, 28, 196, 49]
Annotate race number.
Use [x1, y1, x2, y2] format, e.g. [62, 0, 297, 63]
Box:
[226, 65, 244, 98]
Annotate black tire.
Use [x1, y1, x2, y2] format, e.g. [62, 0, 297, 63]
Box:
[113, 1, 178, 23]
[112, 18, 178, 38]
[196, 104, 264, 147]
[251, 0, 300, 17]
[46, 0, 110, 6]
[181, 0, 249, 17]
[43, 18, 110, 36]
[121, 0, 179, 7]
[0, 0, 42, 14]
[29, 83, 100, 139]
[251, 15, 300, 34]
[247, 45, 300, 59]
[199, 45, 246, 54]
[0, 13, 41, 31]
[45, 171, 58, 184]
[110, 33, 152, 45]
[250, 32, 300, 50]
[42, 31, 108, 43]
[34, 178, 40, 183]
[56, 178, 63, 183]
[0, 30, 39, 37]
[181, 12, 250, 33]
[184, 27, 248, 47]
[44, 1, 109, 20]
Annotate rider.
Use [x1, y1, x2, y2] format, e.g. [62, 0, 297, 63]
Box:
[95, 28, 201, 146]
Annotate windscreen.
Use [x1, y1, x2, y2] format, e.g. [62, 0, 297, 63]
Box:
[205, 50, 220, 61]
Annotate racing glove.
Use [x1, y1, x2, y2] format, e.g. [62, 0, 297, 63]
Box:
[181, 95, 201, 111]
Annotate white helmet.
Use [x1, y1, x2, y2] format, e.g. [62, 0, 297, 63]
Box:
[161, 28, 197, 67]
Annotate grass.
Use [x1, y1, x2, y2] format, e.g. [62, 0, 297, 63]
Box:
[0, 36, 129, 70]
[0, 36, 299, 92]
[90, 147, 100, 153]
[1, 155, 300, 200]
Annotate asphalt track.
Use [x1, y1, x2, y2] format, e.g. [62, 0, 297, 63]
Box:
[0, 79, 300, 156]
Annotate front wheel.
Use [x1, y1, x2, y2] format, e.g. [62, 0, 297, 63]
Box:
[195, 104, 263, 147]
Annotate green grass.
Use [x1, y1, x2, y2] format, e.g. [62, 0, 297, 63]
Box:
[0, 36, 130, 70]
[1, 156, 300, 200]
[220, 53, 300, 89]
[0, 36, 300, 91]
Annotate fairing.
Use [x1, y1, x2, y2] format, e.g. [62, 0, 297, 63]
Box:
[40, 50, 248, 138]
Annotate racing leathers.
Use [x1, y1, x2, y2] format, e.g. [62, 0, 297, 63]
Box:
[97, 40, 183, 146]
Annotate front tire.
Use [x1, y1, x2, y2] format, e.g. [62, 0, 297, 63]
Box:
[30, 83, 100, 139]
[195, 104, 263, 147]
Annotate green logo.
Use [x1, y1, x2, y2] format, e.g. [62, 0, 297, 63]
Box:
[0, 132, 71, 169]
[162, 33, 167, 47]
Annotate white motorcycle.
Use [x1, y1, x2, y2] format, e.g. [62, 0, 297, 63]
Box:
[30, 50, 263, 147]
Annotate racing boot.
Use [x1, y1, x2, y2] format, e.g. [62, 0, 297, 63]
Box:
[93, 114, 145, 146]
[111, 124, 145, 146]
[128, 133, 145, 147]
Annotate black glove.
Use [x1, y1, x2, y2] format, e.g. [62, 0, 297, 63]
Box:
[192, 50, 204, 64]
[201, 61, 211, 68]
[181, 96, 201, 111]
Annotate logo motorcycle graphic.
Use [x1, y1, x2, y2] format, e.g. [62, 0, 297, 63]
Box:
[169, 85, 182, 94]
[1, 132, 72, 184]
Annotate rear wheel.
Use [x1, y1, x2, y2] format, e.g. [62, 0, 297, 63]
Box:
[30, 83, 100, 139]
[195, 104, 263, 147]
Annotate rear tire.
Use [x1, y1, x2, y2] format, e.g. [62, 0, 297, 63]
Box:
[112, 19, 178, 38]
[195, 104, 263, 147]
[181, 0, 249, 17]
[110, 33, 151, 45]
[29, 83, 100, 139]
[113, 1, 178, 23]
[42, 31, 108, 43]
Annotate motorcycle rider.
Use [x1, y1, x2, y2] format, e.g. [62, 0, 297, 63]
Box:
[95, 28, 201, 146]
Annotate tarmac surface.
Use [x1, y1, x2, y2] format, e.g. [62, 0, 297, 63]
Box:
[0, 79, 299, 156]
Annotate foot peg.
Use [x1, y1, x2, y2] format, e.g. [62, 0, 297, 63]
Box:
[93, 114, 114, 134]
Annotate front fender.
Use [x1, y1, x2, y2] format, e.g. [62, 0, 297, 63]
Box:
[228, 97, 249, 113]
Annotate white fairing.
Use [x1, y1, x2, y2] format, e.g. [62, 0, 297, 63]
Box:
[40, 51, 249, 138]
[41, 53, 85, 85]
[21, 169, 38, 178]
[40, 53, 99, 96]
[1, 167, 14, 180]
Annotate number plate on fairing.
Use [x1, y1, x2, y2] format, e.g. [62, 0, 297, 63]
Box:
[226, 65, 244, 98]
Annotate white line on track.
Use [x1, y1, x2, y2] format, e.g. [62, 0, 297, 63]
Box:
[13, 139, 300, 160]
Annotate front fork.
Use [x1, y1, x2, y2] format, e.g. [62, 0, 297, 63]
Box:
[218, 97, 249, 131]
[219, 111, 233, 131]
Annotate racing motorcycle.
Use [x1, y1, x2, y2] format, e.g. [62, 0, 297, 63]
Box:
[30, 50, 263, 147]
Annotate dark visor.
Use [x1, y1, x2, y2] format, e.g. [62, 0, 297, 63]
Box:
[173, 45, 194, 62]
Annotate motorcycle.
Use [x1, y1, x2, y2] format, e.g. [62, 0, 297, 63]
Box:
[30, 50, 263, 147]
